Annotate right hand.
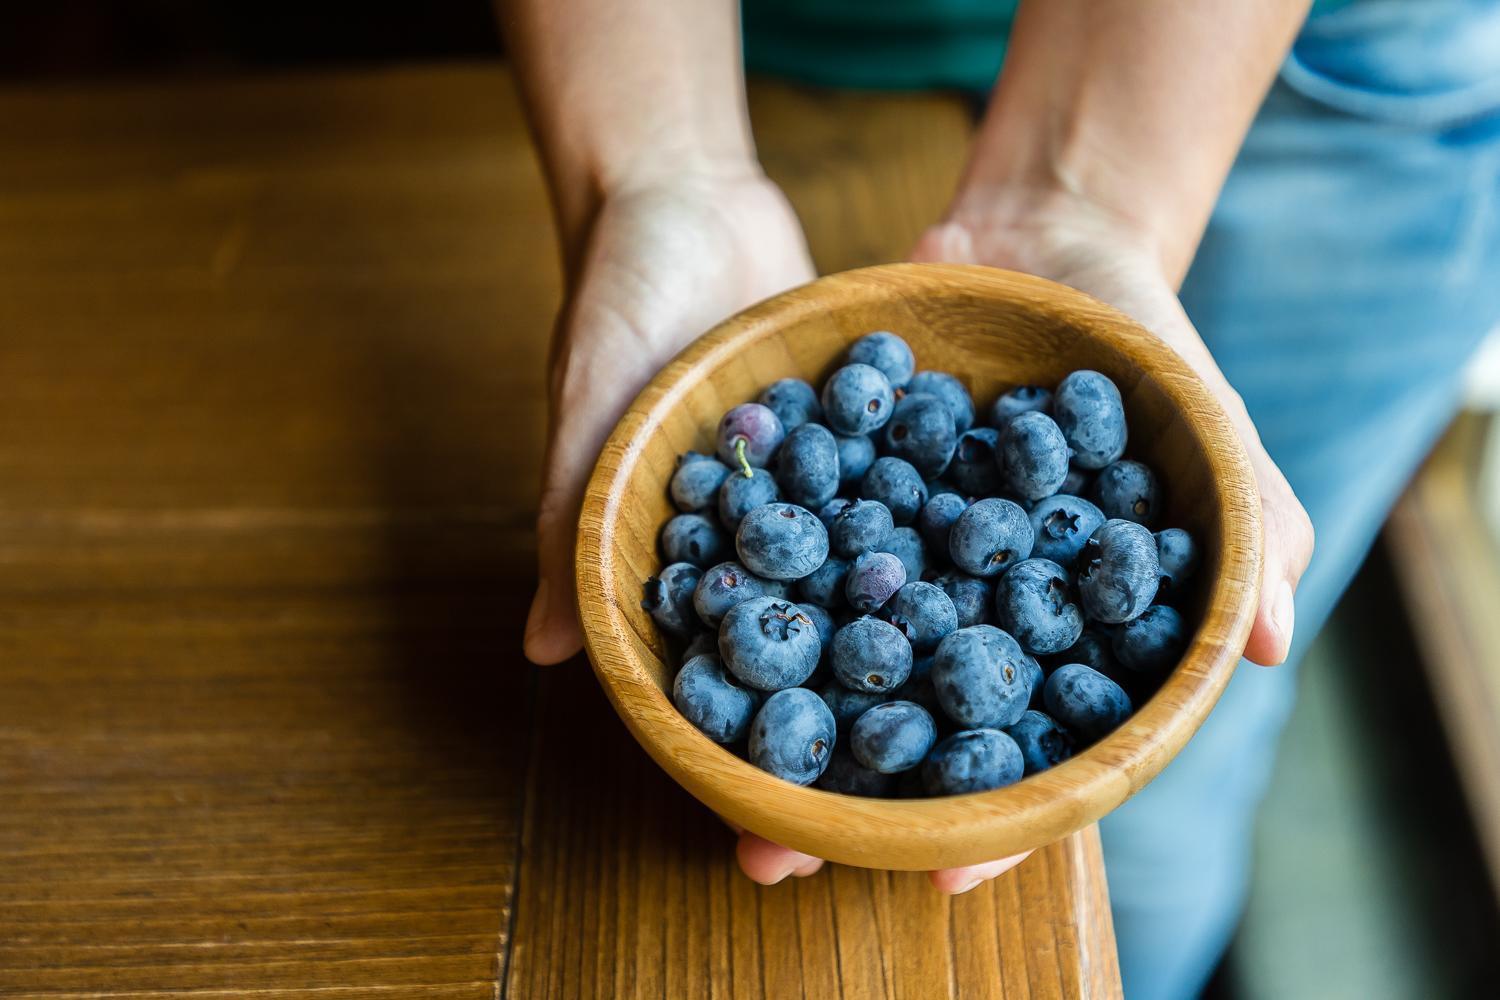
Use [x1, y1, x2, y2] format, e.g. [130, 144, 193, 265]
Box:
[524, 170, 816, 665]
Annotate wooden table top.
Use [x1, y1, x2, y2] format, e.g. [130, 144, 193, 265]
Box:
[0, 64, 1120, 999]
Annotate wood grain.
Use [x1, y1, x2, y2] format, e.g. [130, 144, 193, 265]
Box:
[0, 63, 1120, 997]
[577, 264, 1263, 870]
[1387, 413, 1500, 903]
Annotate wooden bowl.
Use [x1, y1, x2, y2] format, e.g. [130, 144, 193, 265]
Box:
[575, 263, 1261, 870]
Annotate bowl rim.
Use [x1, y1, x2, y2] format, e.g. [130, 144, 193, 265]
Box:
[575, 263, 1263, 870]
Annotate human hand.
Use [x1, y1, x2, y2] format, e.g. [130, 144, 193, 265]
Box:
[524, 171, 815, 665]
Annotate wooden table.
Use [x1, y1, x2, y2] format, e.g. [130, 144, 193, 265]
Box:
[0, 64, 1120, 998]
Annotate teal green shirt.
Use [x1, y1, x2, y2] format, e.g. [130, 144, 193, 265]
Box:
[744, 1, 1353, 93]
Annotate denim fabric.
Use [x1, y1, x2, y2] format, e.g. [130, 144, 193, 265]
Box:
[1100, 17, 1500, 998]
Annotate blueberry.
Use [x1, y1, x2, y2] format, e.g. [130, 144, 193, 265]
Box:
[1049, 628, 1119, 678]
[735, 502, 829, 581]
[1052, 371, 1127, 470]
[860, 457, 928, 525]
[1078, 519, 1161, 623]
[1092, 459, 1160, 526]
[931, 625, 1031, 729]
[1005, 710, 1075, 775]
[876, 526, 927, 583]
[851, 701, 938, 773]
[933, 572, 993, 629]
[660, 512, 729, 567]
[822, 363, 895, 436]
[670, 453, 732, 512]
[882, 392, 957, 479]
[1060, 466, 1093, 496]
[994, 558, 1085, 656]
[835, 433, 877, 487]
[775, 422, 841, 509]
[749, 687, 837, 785]
[642, 561, 703, 638]
[1043, 663, 1132, 742]
[830, 499, 895, 559]
[846, 331, 915, 389]
[999, 411, 1071, 503]
[817, 747, 897, 797]
[1020, 653, 1046, 709]
[680, 630, 717, 666]
[831, 615, 914, 694]
[674, 653, 758, 743]
[816, 497, 854, 531]
[845, 550, 907, 612]
[1028, 494, 1106, 568]
[797, 556, 850, 609]
[719, 596, 823, 691]
[759, 377, 823, 432]
[798, 601, 837, 648]
[1113, 604, 1188, 674]
[693, 560, 772, 629]
[717, 466, 780, 532]
[948, 497, 1034, 577]
[1154, 527, 1200, 596]
[947, 427, 1003, 496]
[884, 581, 958, 653]
[817, 680, 890, 734]
[918, 492, 971, 555]
[717, 402, 785, 473]
[989, 385, 1053, 428]
[894, 668, 943, 719]
[907, 371, 975, 433]
[922, 729, 1025, 796]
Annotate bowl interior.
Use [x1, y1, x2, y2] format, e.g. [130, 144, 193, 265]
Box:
[577, 264, 1260, 870]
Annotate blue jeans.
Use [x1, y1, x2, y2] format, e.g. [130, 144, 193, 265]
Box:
[1099, 5, 1500, 997]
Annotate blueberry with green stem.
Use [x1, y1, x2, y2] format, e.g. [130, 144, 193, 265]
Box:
[717, 402, 785, 475]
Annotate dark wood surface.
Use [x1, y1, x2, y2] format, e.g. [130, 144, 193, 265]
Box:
[0, 64, 1119, 997]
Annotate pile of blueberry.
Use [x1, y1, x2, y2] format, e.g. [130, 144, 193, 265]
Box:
[642, 331, 1200, 798]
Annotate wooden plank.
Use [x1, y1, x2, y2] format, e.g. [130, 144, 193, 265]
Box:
[0, 62, 1119, 996]
[1386, 412, 1500, 901]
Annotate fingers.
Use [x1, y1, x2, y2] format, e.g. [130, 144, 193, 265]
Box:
[929, 851, 1033, 894]
[735, 831, 825, 885]
[1241, 454, 1315, 666]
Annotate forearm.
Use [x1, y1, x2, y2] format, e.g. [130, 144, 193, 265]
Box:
[497, 0, 757, 265]
[956, 0, 1310, 285]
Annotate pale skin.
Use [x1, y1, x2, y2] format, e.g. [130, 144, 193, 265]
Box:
[501, 0, 1316, 892]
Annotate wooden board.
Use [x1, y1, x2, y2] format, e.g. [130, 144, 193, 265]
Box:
[1387, 413, 1500, 902]
[0, 63, 1119, 997]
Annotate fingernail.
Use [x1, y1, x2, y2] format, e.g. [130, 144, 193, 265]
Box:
[765, 864, 796, 885]
[1271, 579, 1294, 651]
[525, 579, 550, 641]
[954, 877, 984, 894]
